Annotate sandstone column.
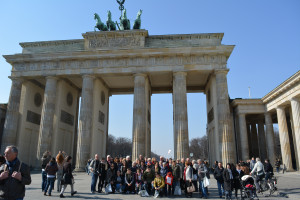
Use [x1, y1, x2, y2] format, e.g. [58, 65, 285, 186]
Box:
[276, 106, 293, 171]
[132, 74, 148, 161]
[1, 77, 23, 152]
[247, 123, 253, 157]
[173, 72, 189, 159]
[215, 69, 236, 164]
[290, 98, 300, 170]
[250, 123, 259, 157]
[75, 75, 94, 170]
[238, 113, 249, 161]
[37, 77, 58, 159]
[258, 120, 267, 161]
[265, 112, 276, 165]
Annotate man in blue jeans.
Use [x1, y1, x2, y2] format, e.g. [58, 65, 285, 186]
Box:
[90, 154, 100, 193]
[214, 162, 225, 198]
[197, 159, 208, 199]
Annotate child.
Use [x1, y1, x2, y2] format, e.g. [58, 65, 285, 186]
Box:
[124, 168, 135, 194]
[165, 171, 173, 196]
[135, 168, 143, 193]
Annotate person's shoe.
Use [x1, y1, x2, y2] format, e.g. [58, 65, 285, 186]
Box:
[71, 191, 77, 196]
[220, 196, 223, 198]
[44, 192, 47, 196]
[48, 193, 51, 196]
[91, 191, 95, 194]
[98, 190, 102, 193]
[203, 197, 207, 199]
[60, 194, 65, 198]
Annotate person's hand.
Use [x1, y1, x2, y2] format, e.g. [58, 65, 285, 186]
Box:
[0, 171, 9, 180]
[189, 180, 191, 182]
[250, 172, 252, 175]
[12, 171, 22, 181]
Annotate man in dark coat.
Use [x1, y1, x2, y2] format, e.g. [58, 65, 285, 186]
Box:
[214, 162, 224, 198]
[223, 163, 234, 200]
[98, 157, 107, 193]
[0, 145, 31, 200]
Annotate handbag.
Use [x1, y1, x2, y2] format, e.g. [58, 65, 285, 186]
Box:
[203, 176, 210, 187]
[105, 183, 112, 193]
[187, 183, 195, 193]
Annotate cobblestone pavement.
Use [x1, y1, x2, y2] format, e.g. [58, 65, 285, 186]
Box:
[24, 172, 300, 200]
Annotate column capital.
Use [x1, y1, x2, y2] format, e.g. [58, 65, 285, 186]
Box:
[290, 97, 300, 102]
[8, 76, 24, 83]
[276, 105, 286, 110]
[45, 76, 59, 81]
[81, 74, 95, 79]
[238, 113, 246, 117]
[214, 69, 229, 75]
[173, 71, 187, 77]
[133, 73, 148, 78]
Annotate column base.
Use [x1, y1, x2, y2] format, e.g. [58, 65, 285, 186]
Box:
[74, 167, 86, 172]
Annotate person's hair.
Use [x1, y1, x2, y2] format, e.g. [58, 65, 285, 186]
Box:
[56, 153, 64, 165]
[127, 167, 131, 170]
[265, 159, 269, 163]
[6, 146, 18, 154]
[110, 163, 114, 167]
[236, 163, 241, 167]
[256, 157, 261, 162]
[114, 157, 119, 163]
[42, 151, 49, 157]
[218, 162, 222, 164]
[155, 172, 160, 176]
[137, 168, 141, 172]
[50, 157, 56, 164]
[226, 163, 231, 169]
[185, 161, 190, 166]
[66, 156, 72, 162]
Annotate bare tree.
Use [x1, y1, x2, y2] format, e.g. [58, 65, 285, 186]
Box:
[189, 135, 209, 160]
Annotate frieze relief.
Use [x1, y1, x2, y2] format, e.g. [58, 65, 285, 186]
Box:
[89, 37, 142, 49]
[12, 55, 227, 72]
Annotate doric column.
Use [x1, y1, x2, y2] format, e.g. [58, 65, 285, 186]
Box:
[215, 69, 236, 164]
[238, 113, 249, 161]
[276, 106, 293, 171]
[247, 123, 253, 157]
[1, 77, 23, 152]
[265, 112, 275, 165]
[132, 74, 148, 161]
[37, 77, 58, 159]
[258, 120, 267, 161]
[75, 75, 94, 170]
[173, 72, 189, 159]
[251, 123, 259, 157]
[290, 98, 300, 169]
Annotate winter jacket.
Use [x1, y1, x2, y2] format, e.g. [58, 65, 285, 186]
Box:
[153, 176, 165, 189]
[106, 168, 117, 183]
[0, 159, 31, 200]
[62, 162, 73, 185]
[223, 169, 233, 191]
[251, 161, 264, 175]
[45, 162, 58, 177]
[264, 163, 273, 173]
[41, 156, 51, 169]
[214, 167, 224, 183]
[185, 166, 193, 181]
[143, 170, 155, 183]
[125, 173, 135, 185]
[160, 166, 168, 178]
[198, 163, 207, 180]
[89, 159, 100, 173]
[172, 164, 181, 180]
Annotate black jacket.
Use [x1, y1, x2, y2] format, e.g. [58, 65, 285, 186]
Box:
[62, 162, 73, 185]
[232, 169, 244, 189]
[0, 159, 31, 200]
[214, 167, 224, 183]
[223, 169, 233, 191]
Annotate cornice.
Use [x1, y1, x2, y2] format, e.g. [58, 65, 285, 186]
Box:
[20, 39, 84, 48]
[3, 45, 234, 64]
[262, 70, 300, 103]
[231, 98, 264, 107]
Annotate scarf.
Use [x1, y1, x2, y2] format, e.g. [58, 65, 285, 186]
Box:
[6, 158, 18, 175]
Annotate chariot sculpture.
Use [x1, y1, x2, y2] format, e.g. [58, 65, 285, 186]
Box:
[94, 0, 142, 31]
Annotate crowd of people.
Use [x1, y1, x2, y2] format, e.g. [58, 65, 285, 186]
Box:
[0, 145, 279, 200]
[83, 154, 277, 199]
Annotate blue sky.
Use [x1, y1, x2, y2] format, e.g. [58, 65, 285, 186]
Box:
[0, 0, 299, 158]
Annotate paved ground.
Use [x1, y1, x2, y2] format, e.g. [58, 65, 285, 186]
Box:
[24, 171, 300, 199]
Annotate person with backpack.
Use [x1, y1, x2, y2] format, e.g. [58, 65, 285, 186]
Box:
[44, 157, 58, 196]
[0, 145, 31, 200]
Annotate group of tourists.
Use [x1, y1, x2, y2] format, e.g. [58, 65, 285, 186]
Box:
[83, 154, 276, 199]
[0, 145, 278, 200]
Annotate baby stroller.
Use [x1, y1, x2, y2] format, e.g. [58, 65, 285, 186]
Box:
[241, 175, 259, 200]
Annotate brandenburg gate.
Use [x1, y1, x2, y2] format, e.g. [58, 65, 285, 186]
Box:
[2, 29, 299, 171]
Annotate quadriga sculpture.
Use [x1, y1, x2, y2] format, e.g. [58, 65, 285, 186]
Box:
[106, 11, 117, 31]
[94, 13, 108, 31]
[120, 9, 130, 30]
[133, 9, 142, 29]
